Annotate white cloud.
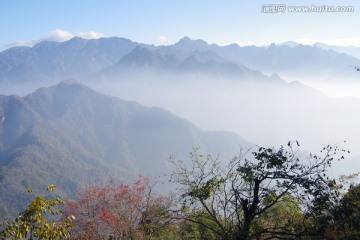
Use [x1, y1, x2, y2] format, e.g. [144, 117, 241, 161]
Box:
[321, 37, 360, 47]
[294, 38, 316, 45]
[47, 29, 74, 42]
[232, 39, 273, 47]
[294, 37, 360, 47]
[235, 40, 257, 47]
[5, 40, 29, 48]
[77, 31, 104, 39]
[12, 40, 27, 46]
[234, 37, 360, 47]
[2, 29, 107, 51]
[157, 36, 168, 45]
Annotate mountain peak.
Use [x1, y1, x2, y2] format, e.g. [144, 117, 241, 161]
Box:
[129, 46, 153, 55]
[62, 37, 89, 49]
[176, 36, 208, 45]
[32, 40, 60, 50]
[178, 36, 192, 43]
[29, 80, 94, 101]
[118, 46, 166, 68]
[57, 79, 82, 86]
[174, 37, 209, 51]
[52, 79, 94, 94]
[278, 41, 300, 47]
[67, 36, 87, 43]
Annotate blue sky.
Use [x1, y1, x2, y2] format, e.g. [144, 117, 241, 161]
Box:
[1, 0, 360, 50]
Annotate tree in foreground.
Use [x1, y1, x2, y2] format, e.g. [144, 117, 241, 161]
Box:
[0, 185, 74, 239]
[169, 142, 347, 240]
[323, 183, 360, 239]
[65, 176, 176, 240]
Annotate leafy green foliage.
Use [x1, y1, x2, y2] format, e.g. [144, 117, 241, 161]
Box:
[170, 142, 347, 240]
[0, 185, 74, 240]
[322, 184, 360, 239]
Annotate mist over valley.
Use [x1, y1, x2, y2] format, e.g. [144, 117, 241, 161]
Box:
[0, 36, 360, 218]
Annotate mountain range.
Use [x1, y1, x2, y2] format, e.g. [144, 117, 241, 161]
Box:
[279, 41, 360, 59]
[1, 36, 360, 88]
[0, 80, 249, 218]
[1, 36, 360, 218]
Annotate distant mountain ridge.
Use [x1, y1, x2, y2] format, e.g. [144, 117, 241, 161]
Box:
[100, 46, 279, 82]
[314, 42, 360, 60]
[0, 80, 250, 218]
[1, 36, 360, 86]
[0, 37, 138, 84]
[2, 36, 360, 218]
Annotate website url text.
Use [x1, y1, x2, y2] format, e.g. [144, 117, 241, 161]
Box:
[261, 4, 355, 13]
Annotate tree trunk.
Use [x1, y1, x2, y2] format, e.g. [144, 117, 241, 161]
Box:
[238, 217, 251, 240]
[237, 178, 261, 240]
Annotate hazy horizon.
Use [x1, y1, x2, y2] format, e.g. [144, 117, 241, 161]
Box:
[1, 0, 360, 50]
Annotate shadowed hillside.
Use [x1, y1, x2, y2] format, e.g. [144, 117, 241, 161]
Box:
[0, 80, 249, 218]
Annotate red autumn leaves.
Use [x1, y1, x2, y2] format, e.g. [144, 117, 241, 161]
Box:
[66, 176, 175, 239]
